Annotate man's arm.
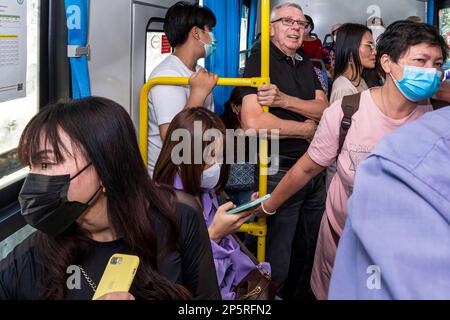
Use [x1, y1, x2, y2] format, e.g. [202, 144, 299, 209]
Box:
[157, 69, 218, 141]
[241, 94, 317, 139]
[256, 85, 328, 121]
[261, 152, 325, 213]
[185, 68, 218, 108]
[283, 90, 328, 121]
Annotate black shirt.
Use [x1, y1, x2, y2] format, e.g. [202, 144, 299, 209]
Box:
[241, 41, 323, 159]
[0, 202, 220, 300]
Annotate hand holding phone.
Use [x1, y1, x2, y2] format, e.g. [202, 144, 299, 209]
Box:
[208, 201, 254, 243]
[92, 254, 140, 300]
[226, 194, 271, 215]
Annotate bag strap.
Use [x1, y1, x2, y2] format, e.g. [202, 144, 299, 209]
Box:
[232, 234, 259, 265]
[338, 92, 362, 156]
[232, 234, 271, 279]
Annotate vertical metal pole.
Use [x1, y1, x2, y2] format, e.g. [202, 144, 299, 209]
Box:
[257, 0, 270, 262]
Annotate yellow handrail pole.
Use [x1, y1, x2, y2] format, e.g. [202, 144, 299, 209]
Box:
[139, 77, 268, 262]
[139, 77, 255, 164]
[255, 0, 271, 262]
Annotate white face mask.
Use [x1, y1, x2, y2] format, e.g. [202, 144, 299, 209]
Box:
[200, 163, 221, 190]
[368, 25, 386, 43]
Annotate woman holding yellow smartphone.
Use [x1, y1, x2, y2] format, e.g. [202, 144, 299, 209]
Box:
[0, 97, 219, 300]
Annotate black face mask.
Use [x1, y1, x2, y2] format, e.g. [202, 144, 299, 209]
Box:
[18, 163, 101, 236]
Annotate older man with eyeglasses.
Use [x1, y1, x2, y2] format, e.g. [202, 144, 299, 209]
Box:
[240, 2, 329, 300]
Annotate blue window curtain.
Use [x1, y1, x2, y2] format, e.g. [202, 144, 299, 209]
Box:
[427, 0, 434, 25]
[204, 0, 241, 116]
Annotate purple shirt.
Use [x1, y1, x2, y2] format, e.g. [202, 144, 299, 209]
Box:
[174, 175, 270, 299]
[329, 106, 450, 299]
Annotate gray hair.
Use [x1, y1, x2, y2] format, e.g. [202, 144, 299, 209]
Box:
[270, 2, 303, 21]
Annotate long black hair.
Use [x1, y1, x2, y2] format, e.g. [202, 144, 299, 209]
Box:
[154, 107, 229, 198]
[304, 15, 314, 35]
[18, 96, 191, 300]
[334, 23, 372, 82]
[221, 87, 242, 130]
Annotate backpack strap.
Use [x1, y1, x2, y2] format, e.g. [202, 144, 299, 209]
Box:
[337, 92, 362, 156]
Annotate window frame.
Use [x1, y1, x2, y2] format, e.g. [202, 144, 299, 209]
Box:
[0, 0, 70, 242]
[436, 0, 450, 27]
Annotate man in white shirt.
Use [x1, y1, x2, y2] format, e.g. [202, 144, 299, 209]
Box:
[148, 1, 218, 175]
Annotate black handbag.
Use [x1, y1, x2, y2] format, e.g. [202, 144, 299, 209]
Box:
[232, 235, 277, 300]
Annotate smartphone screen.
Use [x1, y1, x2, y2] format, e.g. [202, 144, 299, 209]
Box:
[226, 194, 271, 215]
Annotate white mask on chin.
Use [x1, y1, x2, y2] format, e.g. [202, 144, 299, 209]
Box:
[368, 25, 385, 43]
[200, 163, 222, 190]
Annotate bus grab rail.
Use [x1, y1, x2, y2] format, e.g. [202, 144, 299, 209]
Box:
[139, 0, 271, 262]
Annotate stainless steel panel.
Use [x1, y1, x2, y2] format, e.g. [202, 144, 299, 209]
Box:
[88, 0, 195, 118]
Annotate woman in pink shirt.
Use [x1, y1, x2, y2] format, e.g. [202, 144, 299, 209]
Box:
[257, 21, 447, 299]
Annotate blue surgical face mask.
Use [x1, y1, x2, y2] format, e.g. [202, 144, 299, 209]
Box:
[199, 31, 216, 58]
[391, 65, 442, 102]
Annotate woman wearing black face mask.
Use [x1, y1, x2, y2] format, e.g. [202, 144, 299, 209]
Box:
[0, 96, 219, 300]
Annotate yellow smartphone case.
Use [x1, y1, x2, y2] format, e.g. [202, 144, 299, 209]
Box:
[92, 253, 140, 300]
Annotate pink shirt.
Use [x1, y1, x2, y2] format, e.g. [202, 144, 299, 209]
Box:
[308, 89, 433, 236]
[308, 89, 432, 299]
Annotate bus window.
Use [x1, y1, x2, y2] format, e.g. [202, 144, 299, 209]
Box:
[0, 225, 35, 260]
[239, 1, 250, 71]
[0, 0, 40, 190]
[439, 6, 450, 71]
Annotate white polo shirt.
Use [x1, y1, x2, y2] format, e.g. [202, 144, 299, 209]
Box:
[147, 55, 214, 176]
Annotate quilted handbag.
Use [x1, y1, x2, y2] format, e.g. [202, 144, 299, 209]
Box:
[225, 163, 256, 192]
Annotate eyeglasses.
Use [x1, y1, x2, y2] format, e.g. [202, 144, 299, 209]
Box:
[361, 43, 376, 52]
[271, 17, 310, 28]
